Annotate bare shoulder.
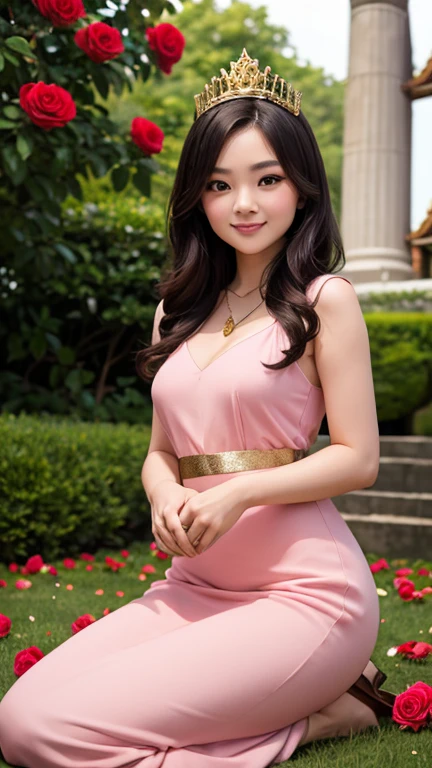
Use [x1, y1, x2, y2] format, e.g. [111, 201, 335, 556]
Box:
[313, 275, 360, 317]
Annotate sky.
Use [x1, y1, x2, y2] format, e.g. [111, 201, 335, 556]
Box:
[190, 0, 432, 231]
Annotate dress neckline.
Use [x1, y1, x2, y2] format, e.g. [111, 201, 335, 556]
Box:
[185, 318, 278, 373]
[184, 318, 323, 392]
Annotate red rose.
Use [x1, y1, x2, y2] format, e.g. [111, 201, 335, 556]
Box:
[63, 558, 76, 569]
[32, 0, 86, 27]
[395, 568, 414, 576]
[0, 614, 12, 638]
[145, 23, 185, 75]
[14, 646, 44, 677]
[71, 613, 96, 634]
[131, 117, 164, 156]
[0, 579, 7, 588]
[392, 681, 432, 731]
[370, 558, 389, 573]
[19, 82, 76, 130]
[397, 641, 432, 660]
[8, 563, 19, 573]
[74, 21, 124, 63]
[398, 580, 416, 600]
[25, 554, 44, 574]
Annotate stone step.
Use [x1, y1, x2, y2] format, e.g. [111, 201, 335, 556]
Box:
[372, 457, 432, 493]
[333, 489, 432, 518]
[378, 436, 432, 460]
[339, 512, 432, 559]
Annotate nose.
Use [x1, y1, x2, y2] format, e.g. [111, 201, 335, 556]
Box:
[233, 186, 259, 214]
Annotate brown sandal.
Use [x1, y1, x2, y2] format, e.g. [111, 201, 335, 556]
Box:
[347, 661, 397, 720]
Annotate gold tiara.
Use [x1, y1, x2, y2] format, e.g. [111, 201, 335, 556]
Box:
[194, 48, 302, 120]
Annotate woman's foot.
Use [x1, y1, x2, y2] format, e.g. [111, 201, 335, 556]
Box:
[298, 690, 379, 746]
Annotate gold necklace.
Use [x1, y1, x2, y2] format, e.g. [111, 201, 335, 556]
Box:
[222, 288, 265, 336]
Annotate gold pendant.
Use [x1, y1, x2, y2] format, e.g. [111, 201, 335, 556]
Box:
[223, 316, 235, 336]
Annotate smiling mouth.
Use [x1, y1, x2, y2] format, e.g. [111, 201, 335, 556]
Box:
[232, 223, 266, 229]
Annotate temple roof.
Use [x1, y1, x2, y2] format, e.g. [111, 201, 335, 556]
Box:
[407, 203, 432, 242]
[402, 54, 432, 99]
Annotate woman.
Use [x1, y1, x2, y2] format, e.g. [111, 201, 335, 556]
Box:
[0, 50, 395, 768]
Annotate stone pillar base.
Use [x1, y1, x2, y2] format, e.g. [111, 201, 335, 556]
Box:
[342, 247, 416, 283]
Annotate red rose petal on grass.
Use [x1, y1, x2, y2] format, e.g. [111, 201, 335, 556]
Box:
[8, 563, 19, 573]
[397, 641, 432, 660]
[421, 586, 432, 595]
[398, 581, 416, 600]
[86, 565, 93, 571]
[142, 564, 156, 573]
[121, 550, 129, 558]
[63, 558, 76, 569]
[103, 608, 110, 616]
[16, 579, 32, 590]
[0, 579, 7, 588]
[48, 565, 57, 575]
[392, 681, 432, 731]
[14, 646, 44, 677]
[138, 574, 147, 581]
[71, 614, 96, 634]
[116, 591, 124, 597]
[0, 614, 12, 638]
[25, 555, 44, 574]
[156, 551, 169, 560]
[95, 589, 104, 596]
[80, 553, 95, 561]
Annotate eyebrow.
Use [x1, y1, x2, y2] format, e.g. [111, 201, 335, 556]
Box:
[211, 160, 282, 174]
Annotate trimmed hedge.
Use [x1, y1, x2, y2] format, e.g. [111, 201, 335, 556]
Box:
[365, 313, 432, 421]
[0, 413, 152, 562]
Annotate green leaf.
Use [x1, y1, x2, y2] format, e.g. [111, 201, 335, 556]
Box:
[16, 133, 33, 161]
[132, 166, 151, 197]
[54, 243, 77, 264]
[90, 66, 109, 100]
[67, 175, 83, 201]
[1, 146, 26, 184]
[111, 165, 129, 192]
[29, 328, 47, 359]
[0, 119, 18, 130]
[3, 51, 20, 67]
[3, 105, 21, 120]
[58, 347, 76, 365]
[5, 36, 37, 60]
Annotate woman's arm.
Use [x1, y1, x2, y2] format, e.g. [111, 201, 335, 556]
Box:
[230, 277, 380, 506]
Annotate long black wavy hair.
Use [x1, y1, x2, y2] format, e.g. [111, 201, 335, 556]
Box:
[135, 95, 345, 382]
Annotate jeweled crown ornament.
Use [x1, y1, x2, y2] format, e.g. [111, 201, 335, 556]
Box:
[194, 48, 302, 120]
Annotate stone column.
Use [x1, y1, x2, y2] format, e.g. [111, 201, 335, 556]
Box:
[341, 0, 415, 283]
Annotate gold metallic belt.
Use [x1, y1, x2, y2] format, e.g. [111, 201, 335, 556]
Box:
[178, 447, 308, 482]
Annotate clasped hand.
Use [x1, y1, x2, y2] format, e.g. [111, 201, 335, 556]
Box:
[150, 479, 247, 557]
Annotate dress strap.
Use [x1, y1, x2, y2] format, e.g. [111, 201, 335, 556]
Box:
[306, 273, 353, 304]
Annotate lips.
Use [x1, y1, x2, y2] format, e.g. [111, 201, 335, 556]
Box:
[232, 223, 265, 232]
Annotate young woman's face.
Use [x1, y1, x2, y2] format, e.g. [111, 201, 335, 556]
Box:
[200, 125, 302, 257]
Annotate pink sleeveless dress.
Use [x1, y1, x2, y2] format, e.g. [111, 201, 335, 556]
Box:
[0, 274, 380, 768]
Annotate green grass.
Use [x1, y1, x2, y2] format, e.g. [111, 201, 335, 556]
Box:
[0, 546, 431, 767]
